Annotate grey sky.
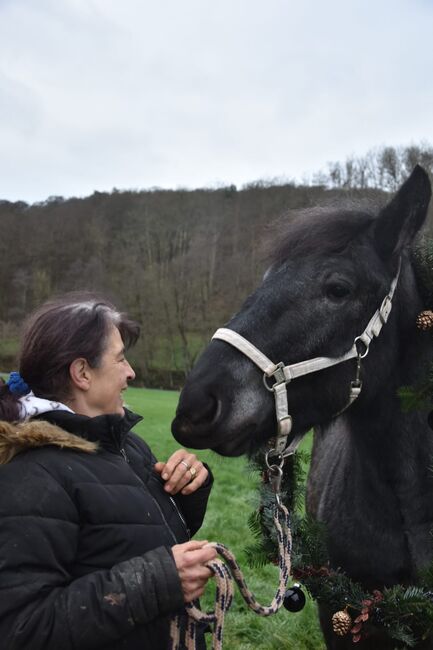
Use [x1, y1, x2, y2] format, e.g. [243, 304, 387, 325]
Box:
[1, 0, 432, 203]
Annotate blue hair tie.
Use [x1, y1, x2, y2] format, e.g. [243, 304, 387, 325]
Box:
[7, 372, 30, 396]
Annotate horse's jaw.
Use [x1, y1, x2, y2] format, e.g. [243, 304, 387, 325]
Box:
[171, 413, 263, 457]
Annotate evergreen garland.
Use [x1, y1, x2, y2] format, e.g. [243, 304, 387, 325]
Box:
[412, 237, 433, 308]
[247, 448, 433, 647]
[399, 238, 433, 412]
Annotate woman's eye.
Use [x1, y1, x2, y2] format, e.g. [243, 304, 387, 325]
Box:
[326, 283, 351, 300]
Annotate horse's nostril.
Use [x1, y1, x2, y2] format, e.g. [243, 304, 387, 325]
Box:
[177, 389, 219, 428]
[172, 391, 220, 444]
[188, 393, 218, 425]
[173, 414, 192, 436]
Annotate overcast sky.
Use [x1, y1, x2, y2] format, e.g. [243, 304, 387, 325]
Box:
[1, 0, 432, 203]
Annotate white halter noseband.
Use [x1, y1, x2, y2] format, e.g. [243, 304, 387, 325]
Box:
[212, 261, 401, 458]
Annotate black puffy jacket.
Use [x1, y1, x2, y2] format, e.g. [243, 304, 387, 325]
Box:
[0, 409, 213, 649]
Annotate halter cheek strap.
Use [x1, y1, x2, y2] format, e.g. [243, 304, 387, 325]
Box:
[212, 260, 401, 457]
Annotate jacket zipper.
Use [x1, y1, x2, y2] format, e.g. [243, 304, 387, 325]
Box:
[147, 490, 179, 544]
[117, 445, 189, 542]
[169, 496, 190, 538]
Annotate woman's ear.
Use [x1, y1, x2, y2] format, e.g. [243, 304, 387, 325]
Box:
[69, 358, 92, 391]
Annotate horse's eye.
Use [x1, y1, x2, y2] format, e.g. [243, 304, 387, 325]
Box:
[325, 283, 351, 300]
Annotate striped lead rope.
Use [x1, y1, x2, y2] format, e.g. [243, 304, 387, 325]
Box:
[169, 503, 292, 650]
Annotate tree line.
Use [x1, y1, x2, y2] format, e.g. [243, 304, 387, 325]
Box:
[1, 144, 432, 387]
[313, 142, 433, 191]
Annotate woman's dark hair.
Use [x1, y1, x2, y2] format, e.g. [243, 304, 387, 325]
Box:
[0, 293, 140, 422]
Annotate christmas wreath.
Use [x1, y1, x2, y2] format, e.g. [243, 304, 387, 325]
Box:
[246, 450, 433, 647]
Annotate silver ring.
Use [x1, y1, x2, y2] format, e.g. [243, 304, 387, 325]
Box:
[179, 460, 191, 471]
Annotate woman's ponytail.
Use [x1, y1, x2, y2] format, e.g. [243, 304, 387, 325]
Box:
[0, 380, 23, 422]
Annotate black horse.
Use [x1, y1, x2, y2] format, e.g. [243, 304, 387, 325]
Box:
[172, 166, 433, 649]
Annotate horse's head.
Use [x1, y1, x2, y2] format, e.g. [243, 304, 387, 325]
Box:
[172, 167, 432, 456]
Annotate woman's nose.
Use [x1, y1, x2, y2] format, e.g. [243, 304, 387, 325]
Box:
[126, 361, 136, 381]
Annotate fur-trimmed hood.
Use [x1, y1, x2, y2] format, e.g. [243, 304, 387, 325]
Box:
[0, 420, 98, 464]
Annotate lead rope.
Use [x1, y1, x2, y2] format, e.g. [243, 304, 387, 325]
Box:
[169, 501, 292, 650]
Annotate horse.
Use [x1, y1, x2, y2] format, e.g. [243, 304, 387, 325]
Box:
[171, 166, 433, 649]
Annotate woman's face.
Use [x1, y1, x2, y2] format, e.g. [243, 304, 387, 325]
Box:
[86, 326, 136, 416]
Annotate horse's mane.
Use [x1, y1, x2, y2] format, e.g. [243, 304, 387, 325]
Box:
[267, 200, 380, 266]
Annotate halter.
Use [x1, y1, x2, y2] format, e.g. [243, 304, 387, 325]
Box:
[212, 260, 401, 468]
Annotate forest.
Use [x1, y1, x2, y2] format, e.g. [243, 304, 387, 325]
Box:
[1, 144, 433, 387]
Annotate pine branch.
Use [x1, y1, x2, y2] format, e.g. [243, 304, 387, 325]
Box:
[244, 542, 273, 568]
[412, 238, 433, 308]
[398, 384, 432, 412]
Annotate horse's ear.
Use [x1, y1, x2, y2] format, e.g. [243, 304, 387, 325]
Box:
[373, 165, 431, 261]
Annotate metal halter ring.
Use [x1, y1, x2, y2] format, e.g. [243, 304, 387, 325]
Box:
[263, 362, 286, 392]
[263, 373, 277, 392]
[265, 449, 284, 470]
[354, 336, 370, 359]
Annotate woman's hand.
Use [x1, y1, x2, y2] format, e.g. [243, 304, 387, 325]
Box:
[154, 449, 209, 495]
[171, 540, 217, 602]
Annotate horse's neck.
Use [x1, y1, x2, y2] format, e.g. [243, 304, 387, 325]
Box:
[307, 283, 433, 582]
[311, 331, 433, 508]
[310, 361, 433, 581]
[319, 341, 433, 528]
[349, 331, 432, 456]
[346, 400, 431, 479]
[345, 399, 428, 487]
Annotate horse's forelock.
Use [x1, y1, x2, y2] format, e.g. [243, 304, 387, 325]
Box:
[267, 203, 377, 266]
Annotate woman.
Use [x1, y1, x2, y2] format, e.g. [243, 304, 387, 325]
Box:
[0, 294, 216, 650]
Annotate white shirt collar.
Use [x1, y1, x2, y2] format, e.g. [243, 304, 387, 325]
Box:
[18, 391, 74, 421]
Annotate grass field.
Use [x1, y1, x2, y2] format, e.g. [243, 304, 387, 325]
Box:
[125, 386, 326, 650]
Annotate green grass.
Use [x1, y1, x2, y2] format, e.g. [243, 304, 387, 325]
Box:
[0, 337, 19, 357]
[125, 386, 325, 650]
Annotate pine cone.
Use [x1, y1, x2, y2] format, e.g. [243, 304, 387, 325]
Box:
[332, 610, 353, 636]
[416, 310, 433, 330]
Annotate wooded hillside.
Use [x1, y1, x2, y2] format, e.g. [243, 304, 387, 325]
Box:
[2, 145, 432, 387]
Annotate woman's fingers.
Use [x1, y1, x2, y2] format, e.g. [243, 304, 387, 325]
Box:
[155, 449, 207, 494]
[172, 541, 217, 603]
[180, 464, 209, 495]
[159, 449, 190, 480]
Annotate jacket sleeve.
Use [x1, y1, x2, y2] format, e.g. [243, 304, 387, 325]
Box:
[0, 461, 184, 650]
[173, 464, 214, 536]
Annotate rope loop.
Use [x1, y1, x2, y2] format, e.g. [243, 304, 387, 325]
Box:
[169, 503, 292, 650]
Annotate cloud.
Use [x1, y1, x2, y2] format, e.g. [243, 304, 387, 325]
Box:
[1, 0, 433, 201]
